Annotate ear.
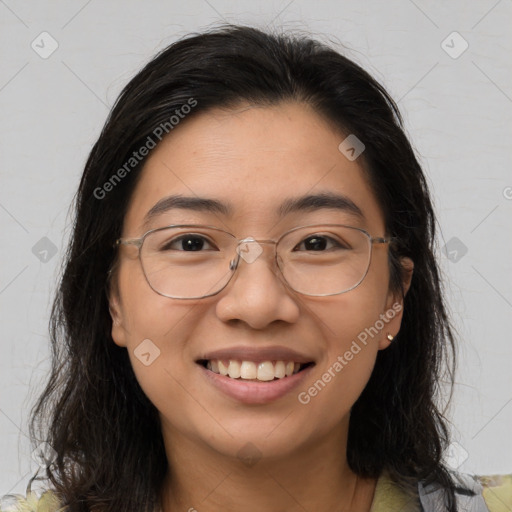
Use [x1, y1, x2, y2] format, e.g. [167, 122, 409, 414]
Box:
[378, 256, 414, 350]
[108, 281, 128, 348]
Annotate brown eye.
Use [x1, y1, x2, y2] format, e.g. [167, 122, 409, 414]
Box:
[162, 235, 216, 251]
[294, 235, 346, 252]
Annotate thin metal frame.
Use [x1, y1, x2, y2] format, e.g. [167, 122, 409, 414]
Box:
[115, 224, 395, 299]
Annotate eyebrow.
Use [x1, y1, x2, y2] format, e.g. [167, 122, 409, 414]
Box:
[142, 195, 231, 230]
[278, 192, 364, 219]
[142, 192, 364, 230]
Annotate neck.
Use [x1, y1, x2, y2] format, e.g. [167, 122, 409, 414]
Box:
[158, 420, 377, 512]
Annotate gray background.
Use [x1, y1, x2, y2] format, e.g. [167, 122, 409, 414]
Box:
[1, 0, 511, 496]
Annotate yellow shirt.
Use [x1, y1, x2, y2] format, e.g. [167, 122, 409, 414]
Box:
[2, 473, 511, 511]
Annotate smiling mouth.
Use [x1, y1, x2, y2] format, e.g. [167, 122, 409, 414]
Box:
[197, 359, 315, 382]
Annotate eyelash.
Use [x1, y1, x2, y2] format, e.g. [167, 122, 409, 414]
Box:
[161, 234, 346, 252]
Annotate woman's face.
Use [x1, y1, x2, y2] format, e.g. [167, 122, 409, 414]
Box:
[109, 102, 411, 462]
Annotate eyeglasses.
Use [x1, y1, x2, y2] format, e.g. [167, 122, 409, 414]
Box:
[115, 224, 394, 299]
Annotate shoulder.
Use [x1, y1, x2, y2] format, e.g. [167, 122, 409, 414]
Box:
[370, 470, 512, 512]
[476, 474, 512, 512]
[423, 471, 512, 512]
[0, 490, 64, 512]
[422, 471, 512, 512]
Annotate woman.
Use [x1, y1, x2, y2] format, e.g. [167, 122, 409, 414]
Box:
[2, 24, 510, 512]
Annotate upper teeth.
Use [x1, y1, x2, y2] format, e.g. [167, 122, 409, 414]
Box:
[206, 359, 302, 381]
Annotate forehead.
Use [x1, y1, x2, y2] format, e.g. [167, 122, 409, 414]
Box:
[122, 102, 385, 236]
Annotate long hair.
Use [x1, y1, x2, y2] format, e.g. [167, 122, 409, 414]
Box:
[29, 24, 458, 511]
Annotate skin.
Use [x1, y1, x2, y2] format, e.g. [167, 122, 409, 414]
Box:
[109, 102, 413, 512]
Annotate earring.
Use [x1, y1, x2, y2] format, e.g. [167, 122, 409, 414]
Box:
[386, 333, 394, 342]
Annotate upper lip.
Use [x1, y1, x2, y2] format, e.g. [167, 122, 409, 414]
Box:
[197, 345, 315, 364]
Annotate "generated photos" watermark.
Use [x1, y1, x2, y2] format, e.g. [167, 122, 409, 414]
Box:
[94, 97, 197, 200]
[298, 302, 402, 404]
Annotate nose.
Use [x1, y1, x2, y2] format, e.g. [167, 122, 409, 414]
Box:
[215, 240, 300, 329]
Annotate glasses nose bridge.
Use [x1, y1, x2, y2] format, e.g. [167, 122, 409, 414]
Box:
[231, 236, 280, 268]
[237, 237, 277, 247]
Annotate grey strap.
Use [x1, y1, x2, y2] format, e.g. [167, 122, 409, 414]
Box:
[418, 472, 491, 512]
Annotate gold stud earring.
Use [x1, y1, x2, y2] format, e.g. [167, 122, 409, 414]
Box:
[386, 333, 394, 342]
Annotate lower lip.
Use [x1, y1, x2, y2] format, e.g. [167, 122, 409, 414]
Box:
[198, 363, 315, 405]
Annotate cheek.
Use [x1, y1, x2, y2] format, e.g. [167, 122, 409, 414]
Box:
[308, 292, 384, 380]
[116, 261, 208, 392]
[296, 262, 390, 412]
[118, 260, 197, 339]
[310, 262, 390, 352]
[294, 298, 381, 428]
[119, 292, 213, 436]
